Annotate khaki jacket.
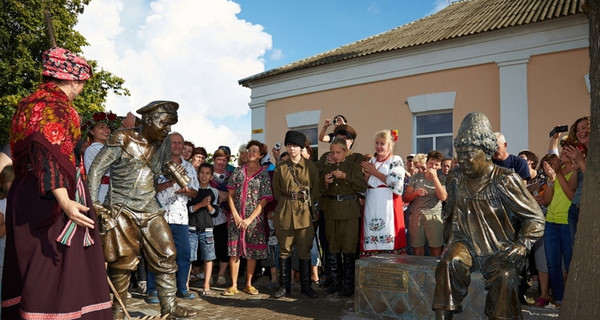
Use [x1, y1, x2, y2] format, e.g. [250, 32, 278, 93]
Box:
[272, 157, 320, 230]
[320, 160, 367, 220]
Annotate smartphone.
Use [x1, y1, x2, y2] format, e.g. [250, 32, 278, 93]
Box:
[549, 125, 568, 138]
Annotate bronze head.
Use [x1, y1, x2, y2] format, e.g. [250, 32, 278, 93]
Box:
[454, 112, 496, 178]
[137, 101, 179, 142]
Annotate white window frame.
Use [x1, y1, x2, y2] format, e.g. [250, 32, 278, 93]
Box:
[413, 112, 454, 157]
[406, 92, 456, 156]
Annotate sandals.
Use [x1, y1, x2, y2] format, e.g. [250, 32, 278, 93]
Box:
[222, 287, 239, 296]
[201, 289, 213, 296]
[243, 286, 259, 295]
[534, 297, 550, 307]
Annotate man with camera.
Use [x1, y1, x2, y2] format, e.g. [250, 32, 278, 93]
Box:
[319, 114, 348, 143]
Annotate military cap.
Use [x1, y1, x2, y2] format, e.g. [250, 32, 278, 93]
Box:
[136, 100, 179, 115]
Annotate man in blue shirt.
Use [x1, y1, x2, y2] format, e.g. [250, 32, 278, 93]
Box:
[492, 132, 531, 180]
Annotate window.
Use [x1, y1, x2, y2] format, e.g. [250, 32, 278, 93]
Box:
[415, 112, 453, 158]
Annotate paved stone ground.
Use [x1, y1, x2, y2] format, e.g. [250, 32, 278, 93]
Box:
[120, 276, 559, 320]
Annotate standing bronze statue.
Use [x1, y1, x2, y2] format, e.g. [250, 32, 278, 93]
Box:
[88, 101, 197, 319]
[432, 112, 545, 320]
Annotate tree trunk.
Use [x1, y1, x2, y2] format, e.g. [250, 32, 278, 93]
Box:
[559, 1, 600, 318]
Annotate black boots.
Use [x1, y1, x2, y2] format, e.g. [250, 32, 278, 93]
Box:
[325, 253, 354, 296]
[273, 257, 292, 298]
[338, 253, 355, 297]
[324, 253, 342, 294]
[300, 259, 318, 298]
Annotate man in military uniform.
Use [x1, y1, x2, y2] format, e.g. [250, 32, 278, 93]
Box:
[88, 100, 197, 319]
[432, 112, 545, 320]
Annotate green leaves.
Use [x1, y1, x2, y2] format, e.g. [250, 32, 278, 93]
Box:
[0, 0, 129, 146]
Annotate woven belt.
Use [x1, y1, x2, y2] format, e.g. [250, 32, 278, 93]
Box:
[368, 184, 388, 189]
[281, 192, 306, 200]
[327, 194, 359, 201]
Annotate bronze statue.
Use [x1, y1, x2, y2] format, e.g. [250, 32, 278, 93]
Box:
[432, 112, 545, 320]
[87, 101, 197, 319]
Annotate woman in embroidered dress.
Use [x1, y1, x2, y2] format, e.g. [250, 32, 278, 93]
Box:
[83, 111, 120, 204]
[360, 130, 407, 257]
[2, 47, 112, 319]
[222, 140, 273, 296]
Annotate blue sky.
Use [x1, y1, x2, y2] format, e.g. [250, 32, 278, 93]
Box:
[77, 0, 449, 153]
[236, 0, 449, 70]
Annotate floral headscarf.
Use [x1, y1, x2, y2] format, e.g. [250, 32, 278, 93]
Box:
[42, 47, 92, 81]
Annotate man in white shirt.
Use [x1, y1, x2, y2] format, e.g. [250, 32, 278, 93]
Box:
[149, 132, 199, 300]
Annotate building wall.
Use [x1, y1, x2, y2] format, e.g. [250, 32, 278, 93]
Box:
[265, 63, 501, 159]
[264, 48, 589, 161]
[527, 48, 590, 157]
[252, 16, 590, 161]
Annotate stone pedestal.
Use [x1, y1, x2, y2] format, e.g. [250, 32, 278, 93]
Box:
[355, 255, 486, 319]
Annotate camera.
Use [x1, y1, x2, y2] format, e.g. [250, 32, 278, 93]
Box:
[549, 125, 568, 138]
[274, 142, 282, 150]
[332, 118, 337, 125]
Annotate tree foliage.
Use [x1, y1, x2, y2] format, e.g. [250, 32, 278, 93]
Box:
[0, 0, 130, 147]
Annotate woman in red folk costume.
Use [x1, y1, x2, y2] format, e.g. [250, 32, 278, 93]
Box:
[1, 47, 112, 319]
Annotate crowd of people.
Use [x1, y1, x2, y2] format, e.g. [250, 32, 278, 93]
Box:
[0, 46, 591, 319]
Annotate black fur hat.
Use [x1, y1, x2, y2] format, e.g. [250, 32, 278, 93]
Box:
[284, 130, 306, 148]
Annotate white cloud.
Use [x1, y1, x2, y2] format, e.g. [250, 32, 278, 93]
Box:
[367, 2, 380, 15]
[269, 48, 283, 61]
[76, 0, 272, 153]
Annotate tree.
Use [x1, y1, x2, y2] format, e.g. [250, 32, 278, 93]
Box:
[560, 1, 600, 318]
[0, 0, 129, 147]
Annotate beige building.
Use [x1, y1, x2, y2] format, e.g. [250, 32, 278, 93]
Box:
[239, 0, 590, 160]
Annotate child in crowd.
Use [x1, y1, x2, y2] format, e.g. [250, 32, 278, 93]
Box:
[320, 138, 367, 296]
[187, 163, 220, 295]
[412, 153, 427, 173]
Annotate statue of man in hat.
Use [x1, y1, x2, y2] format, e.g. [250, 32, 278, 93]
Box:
[88, 100, 197, 319]
[432, 112, 545, 320]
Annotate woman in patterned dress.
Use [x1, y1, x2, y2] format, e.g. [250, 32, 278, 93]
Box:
[223, 140, 273, 296]
[2, 47, 112, 319]
[360, 130, 407, 257]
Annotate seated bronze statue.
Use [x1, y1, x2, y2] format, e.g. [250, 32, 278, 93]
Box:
[432, 112, 545, 320]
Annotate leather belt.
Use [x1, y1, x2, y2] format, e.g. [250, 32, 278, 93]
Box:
[281, 192, 306, 200]
[368, 184, 388, 189]
[327, 194, 359, 201]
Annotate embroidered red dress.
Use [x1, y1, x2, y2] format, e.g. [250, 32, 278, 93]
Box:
[1, 82, 112, 319]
